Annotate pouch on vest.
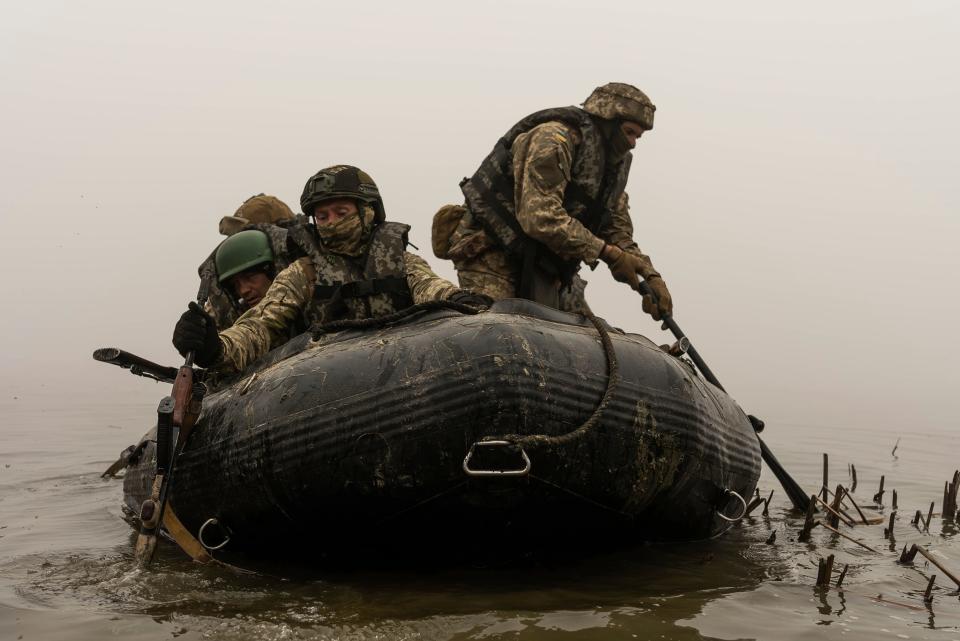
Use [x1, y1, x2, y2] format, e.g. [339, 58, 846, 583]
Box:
[431, 204, 466, 259]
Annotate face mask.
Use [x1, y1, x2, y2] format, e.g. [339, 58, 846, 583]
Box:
[606, 124, 633, 160]
[316, 207, 375, 257]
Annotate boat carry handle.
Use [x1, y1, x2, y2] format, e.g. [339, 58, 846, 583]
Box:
[716, 489, 748, 523]
[462, 440, 531, 477]
[198, 517, 231, 551]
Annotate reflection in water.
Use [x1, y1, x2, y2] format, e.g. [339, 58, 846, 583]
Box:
[1, 401, 959, 640]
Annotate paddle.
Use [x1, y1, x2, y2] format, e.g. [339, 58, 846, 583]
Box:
[637, 281, 811, 513]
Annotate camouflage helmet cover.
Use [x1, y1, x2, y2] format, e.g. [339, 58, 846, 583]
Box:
[214, 229, 274, 283]
[219, 194, 295, 236]
[582, 82, 656, 130]
[300, 165, 384, 222]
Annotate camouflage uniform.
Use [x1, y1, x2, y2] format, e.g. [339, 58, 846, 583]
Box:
[200, 195, 304, 331]
[444, 84, 660, 312]
[217, 250, 458, 374]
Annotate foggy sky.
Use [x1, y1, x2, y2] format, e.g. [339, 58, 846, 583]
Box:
[1, 1, 957, 435]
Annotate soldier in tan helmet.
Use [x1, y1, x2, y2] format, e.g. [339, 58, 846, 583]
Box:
[433, 82, 672, 320]
[219, 193, 296, 236]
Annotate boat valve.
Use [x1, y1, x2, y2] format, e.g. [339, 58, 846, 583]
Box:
[462, 440, 531, 477]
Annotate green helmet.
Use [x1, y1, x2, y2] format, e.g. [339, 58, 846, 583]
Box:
[215, 229, 274, 283]
[300, 165, 385, 223]
[582, 82, 656, 130]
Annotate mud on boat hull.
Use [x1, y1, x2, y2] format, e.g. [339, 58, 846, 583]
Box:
[123, 300, 761, 558]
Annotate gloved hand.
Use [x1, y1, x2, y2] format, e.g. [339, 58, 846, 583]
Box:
[602, 244, 657, 292]
[641, 276, 673, 321]
[172, 301, 222, 367]
[447, 290, 494, 310]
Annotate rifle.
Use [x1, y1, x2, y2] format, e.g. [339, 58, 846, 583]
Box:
[132, 278, 213, 567]
[93, 347, 179, 383]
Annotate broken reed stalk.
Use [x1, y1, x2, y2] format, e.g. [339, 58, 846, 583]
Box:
[884, 511, 897, 541]
[822, 487, 860, 524]
[762, 489, 774, 517]
[873, 475, 886, 506]
[901, 544, 919, 563]
[818, 520, 881, 554]
[924, 575, 936, 603]
[842, 488, 871, 525]
[816, 553, 836, 587]
[815, 495, 857, 528]
[915, 546, 960, 588]
[744, 496, 766, 517]
[799, 494, 818, 542]
[912, 509, 925, 530]
[836, 563, 849, 587]
[828, 484, 845, 529]
[822, 453, 829, 503]
[943, 470, 959, 520]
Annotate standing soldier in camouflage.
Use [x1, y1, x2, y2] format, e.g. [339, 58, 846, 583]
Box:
[433, 82, 672, 320]
[174, 165, 488, 374]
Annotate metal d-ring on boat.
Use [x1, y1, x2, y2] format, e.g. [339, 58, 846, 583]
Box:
[716, 489, 748, 523]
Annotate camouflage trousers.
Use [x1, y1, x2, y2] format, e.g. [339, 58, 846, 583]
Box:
[454, 248, 592, 315]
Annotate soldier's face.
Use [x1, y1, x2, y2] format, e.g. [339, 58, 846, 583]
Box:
[313, 198, 358, 225]
[230, 270, 273, 309]
[620, 121, 646, 149]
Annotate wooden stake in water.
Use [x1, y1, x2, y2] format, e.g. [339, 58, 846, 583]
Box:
[850, 464, 858, 492]
[799, 494, 818, 543]
[836, 564, 849, 587]
[822, 453, 829, 503]
[924, 575, 936, 603]
[884, 511, 896, 541]
[816, 554, 836, 587]
[873, 475, 886, 506]
[925, 502, 934, 533]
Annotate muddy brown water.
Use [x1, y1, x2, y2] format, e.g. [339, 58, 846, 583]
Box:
[1, 397, 958, 640]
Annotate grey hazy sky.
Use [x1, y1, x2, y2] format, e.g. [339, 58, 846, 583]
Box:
[1, 1, 957, 434]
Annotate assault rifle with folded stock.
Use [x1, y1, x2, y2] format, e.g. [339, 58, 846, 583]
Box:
[93, 278, 216, 567]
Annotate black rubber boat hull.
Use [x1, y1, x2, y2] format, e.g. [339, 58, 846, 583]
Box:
[122, 300, 761, 558]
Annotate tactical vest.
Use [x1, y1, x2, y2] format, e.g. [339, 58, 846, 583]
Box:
[460, 106, 632, 289]
[302, 221, 415, 328]
[199, 218, 313, 330]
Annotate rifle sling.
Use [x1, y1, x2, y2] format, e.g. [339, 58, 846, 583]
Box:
[162, 508, 213, 564]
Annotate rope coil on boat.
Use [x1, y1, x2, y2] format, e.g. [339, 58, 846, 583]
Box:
[498, 311, 620, 450]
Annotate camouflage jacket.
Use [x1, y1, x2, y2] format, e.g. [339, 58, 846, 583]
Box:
[199, 220, 312, 330]
[457, 107, 633, 274]
[217, 226, 459, 374]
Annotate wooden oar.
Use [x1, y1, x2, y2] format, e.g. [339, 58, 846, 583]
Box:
[637, 281, 811, 512]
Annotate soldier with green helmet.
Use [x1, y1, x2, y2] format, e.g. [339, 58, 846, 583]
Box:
[213, 229, 277, 310]
[197, 194, 307, 331]
[173, 165, 489, 374]
[434, 82, 672, 320]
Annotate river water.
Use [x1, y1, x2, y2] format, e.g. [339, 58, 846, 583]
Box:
[1, 396, 957, 641]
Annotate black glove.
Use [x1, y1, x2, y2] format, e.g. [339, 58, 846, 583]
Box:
[172, 301, 222, 367]
[447, 290, 494, 310]
[641, 276, 673, 321]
